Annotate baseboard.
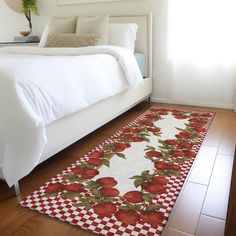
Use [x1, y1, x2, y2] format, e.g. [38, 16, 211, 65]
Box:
[151, 96, 235, 110]
[151, 97, 170, 104]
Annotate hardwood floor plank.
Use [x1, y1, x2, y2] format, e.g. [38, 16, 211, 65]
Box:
[202, 154, 234, 219]
[218, 112, 236, 155]
[13, 214, 95, 236]
[0, 207, 35, 236]
[0, 197, 19, 219]
[203, 112, 224, 147]
[225, 148, 236, 236]
[195, 215, 225, 236]
[162, 227, 193, 236]
[218, 134, 236, 156]
[188, 146, 217, 185]
[167, 182, 207, 234]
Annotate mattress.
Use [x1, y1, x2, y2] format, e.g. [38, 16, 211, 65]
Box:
[134, 52, 146, 77]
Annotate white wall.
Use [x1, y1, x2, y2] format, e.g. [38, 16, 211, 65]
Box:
[0, 0, 235, 109]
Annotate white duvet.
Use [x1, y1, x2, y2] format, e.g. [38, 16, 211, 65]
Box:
[0, 45, 143, 186]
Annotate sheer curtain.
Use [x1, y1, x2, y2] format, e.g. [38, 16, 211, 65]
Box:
[167, 0, 236, 110]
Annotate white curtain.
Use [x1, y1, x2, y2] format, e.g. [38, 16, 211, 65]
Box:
[167, 0, 236, 110]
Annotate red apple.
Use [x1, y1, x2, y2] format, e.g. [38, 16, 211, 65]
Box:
[147, 127, 161, 133]
[164, 140, 177, 145]
[154, 161, 170, 170]
[81, 169, 99, 179]
[100, 188, 120, 197]
[140, 211, 164, 227]
[177, 142, 193, 148]
[64, 183, 84, 193]
[171, 150, 185, 157]
[115, 209, 140, 225]
[184, 150, 196, 157]
[71, 167, 85, 175]
[144, 114, 155, 119]
[93, 202, 117, 217]
[131, 137, 143, 142]
[169, 164, 181, 171]
[141, 182, 166, 194]
[123, 191, 144, 203]
[114, 143, 131, 149]
[145, 151, 163, 158]
[129, 128, 140, 133]
[45, 183, 64, 194]
[112, 147, 125, 152]
[87, 158, 102, 166]
[175, 131, 191, 139]
[96, 177, 117, 188]
[88, 151, 103, 159]
[152, 176, 168, 185]
[120, 134, 132, 140]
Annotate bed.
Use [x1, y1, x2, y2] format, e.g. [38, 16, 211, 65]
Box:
[0, 13, 153, 194]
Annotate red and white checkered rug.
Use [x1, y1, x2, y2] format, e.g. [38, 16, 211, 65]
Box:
[20, 106, 214, 236]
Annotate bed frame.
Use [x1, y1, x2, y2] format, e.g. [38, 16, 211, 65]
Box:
[1, 12, 153, 195]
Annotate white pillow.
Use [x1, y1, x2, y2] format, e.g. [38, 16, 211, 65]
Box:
[39, 16, 77, 47]
[108, 23, 139, 53]
[76, 13, 109, 45]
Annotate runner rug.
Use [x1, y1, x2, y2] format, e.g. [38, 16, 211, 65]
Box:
[20, 106, 214, 236]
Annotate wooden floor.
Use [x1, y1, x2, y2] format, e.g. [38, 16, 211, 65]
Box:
[0, 102, 235, 236]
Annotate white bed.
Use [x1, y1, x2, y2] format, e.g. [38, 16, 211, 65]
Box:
[0, 13, 153, 194]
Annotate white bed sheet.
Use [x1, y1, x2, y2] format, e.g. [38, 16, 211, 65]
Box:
[0, 46, 143, 186]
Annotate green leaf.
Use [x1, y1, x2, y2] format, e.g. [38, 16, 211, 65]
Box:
[87, 196, 99, 202]
[86, 181, 100, 190]
[22, 0, 39, 15]
[171, 171, 182, 177]
[135, 205, 142, 211]
[146, 205, 161, 211]
[120, 206, 131, 211]
[162, 150, 170, 155]
[102, 159, 110, 167]
[134, 179, 144, 188]
[62, 192, 79, 200]
[103, 197, 117, 202]
[142, 193, 154, 203]
[175, 127, 185, 131]
[116, 153, 126, 159]
[141, 170, 150, 178]
[104, 153, 114, 159]
[85, 205, 92, 211]
[130, 175, 142, 180]
[92, 189, 102, 198]
[66, 174, 84, 183]
[79, 198, 87, 204]
[143, 138, 150, 142]
[126, 203, 137, 211]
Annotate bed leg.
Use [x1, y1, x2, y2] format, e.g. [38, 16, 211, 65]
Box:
[14, 182, 21, 196]
[147, 96, 151, 105]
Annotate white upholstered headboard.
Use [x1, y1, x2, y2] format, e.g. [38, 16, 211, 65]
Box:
[110, 13, 153, 78]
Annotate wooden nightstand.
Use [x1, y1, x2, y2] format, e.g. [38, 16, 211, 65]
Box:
[0, 41, 39, 47]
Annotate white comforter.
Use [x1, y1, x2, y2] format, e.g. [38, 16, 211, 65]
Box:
[0, 46, 143, 186]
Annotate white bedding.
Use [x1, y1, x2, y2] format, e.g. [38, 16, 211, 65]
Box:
[0, 46, 143, 186]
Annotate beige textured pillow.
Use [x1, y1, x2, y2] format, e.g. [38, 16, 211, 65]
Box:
[44, 33, 101, 48]
[76, 13, 109, 45]
[39, 16, 77, 47]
